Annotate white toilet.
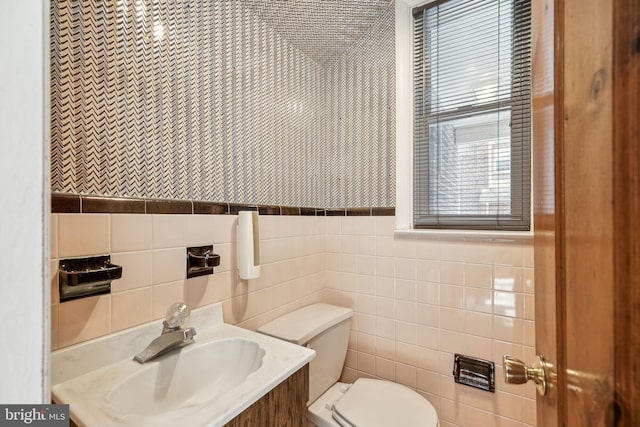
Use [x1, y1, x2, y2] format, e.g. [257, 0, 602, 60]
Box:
[257, 303, 439, 427]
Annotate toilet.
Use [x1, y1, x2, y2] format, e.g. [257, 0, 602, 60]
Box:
[257, 303, 439, 427]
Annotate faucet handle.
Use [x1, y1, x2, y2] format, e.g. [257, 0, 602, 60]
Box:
[165, 302, 191, 329]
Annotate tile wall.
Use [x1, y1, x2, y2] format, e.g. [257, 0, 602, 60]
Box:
[50, 213, 326, 349]
[51, 212, 535, 427]
[324, 216, 536, 427]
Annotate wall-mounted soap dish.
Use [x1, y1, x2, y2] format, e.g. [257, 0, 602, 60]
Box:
[59, 255, 122, 302]
[187, 245, 221, 279]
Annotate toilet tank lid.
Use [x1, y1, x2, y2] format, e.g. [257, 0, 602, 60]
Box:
[257, 303, 353, 345]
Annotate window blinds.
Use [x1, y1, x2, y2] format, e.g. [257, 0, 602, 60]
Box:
[413, 0, 531, 230]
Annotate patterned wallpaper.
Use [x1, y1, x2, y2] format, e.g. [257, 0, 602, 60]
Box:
[324, 5, 395, 208]
[50, 0, 395, 208]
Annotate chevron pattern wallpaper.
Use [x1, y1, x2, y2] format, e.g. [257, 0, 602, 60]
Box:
[50, 0, 395, 208]
[325, 5, 395, 208]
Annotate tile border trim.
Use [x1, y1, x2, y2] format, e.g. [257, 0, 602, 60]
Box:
[51, 193, 396, 217]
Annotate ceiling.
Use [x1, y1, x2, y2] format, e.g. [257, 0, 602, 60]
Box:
[242, 0, 394, 68]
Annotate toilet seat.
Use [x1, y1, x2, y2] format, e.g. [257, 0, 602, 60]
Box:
[331, 379, 438, 427]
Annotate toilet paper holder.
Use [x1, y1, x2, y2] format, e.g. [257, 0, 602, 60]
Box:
[186, 245, 221, 279]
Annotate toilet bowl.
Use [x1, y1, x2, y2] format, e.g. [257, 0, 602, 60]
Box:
[257, 303, 439, 427]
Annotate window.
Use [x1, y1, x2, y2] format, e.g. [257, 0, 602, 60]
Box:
[412, 0, 531, 231]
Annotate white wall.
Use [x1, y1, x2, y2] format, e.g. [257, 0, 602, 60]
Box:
[0, 0, 49, 402]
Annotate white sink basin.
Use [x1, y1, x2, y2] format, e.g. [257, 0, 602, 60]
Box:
[107, 338, 265, 417]
[51, 303, 315, 427]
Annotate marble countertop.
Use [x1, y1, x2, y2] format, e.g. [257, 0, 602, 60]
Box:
[51, 303, 315, 427]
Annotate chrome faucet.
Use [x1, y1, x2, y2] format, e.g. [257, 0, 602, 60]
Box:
[133, 302, 197, 363]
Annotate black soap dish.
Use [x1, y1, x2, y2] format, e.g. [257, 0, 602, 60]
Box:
[186, 245, 221, 279]
[59, 255, 122, 302]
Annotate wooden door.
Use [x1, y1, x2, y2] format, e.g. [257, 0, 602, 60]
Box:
[530, 0, 640, 425]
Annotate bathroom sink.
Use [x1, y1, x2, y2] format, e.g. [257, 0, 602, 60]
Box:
[51, 303, 315, 427]
[106, 338, 265, 417]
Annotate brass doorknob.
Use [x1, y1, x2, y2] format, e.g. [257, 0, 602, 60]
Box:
[502, 355, 549, 396]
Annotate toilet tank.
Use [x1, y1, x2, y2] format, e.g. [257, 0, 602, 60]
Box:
[257, 303, 353, 404]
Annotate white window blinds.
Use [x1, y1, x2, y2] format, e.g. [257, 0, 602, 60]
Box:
[413, 0, 531, 230]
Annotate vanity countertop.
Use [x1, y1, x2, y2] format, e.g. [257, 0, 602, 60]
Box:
[51, 303, 315, 427]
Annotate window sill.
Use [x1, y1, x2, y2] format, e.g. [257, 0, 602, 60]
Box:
[394, 228, 533, 243]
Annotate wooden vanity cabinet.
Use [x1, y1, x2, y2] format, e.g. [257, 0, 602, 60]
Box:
[224, 364, 309, 427]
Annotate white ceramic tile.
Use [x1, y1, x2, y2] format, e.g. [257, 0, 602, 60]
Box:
[439, 262, 465, 285]
[341, 234, 357, 254]
[111, 214, 152, 252]
[395, 320, 418, 346]
[463, 335, 492, 362]
[110, 251, 152, 292]
[376, 317, 395, 339]
[440, 284, 464, 309]
[415, 239, 442, 261]
[355, 216, 376, 236]
[524, 294, 535, 320]
[376, 276, 395, 298]
[58, 295, 111, 347]
[417, 281, 439, 305]
[417, 303, 439, 327]
[492, 316, 524, 344]
[395, 300, 417, 323]
[465, 287, 493, 313]
[395, 236, 417, 258]
[395, 278, 416, 301]
[464, 263, 493, 288]
[523, 267, 535, 294]
[152, 248, 186, 285]
[417, 325, 440, 350]
[152, 215, 185, 249]
[439, 307, 465, 333]
[465, 312, 493, 338]
[357, 352, 375, 375]
[439, 242, 468, 262]
[357, 313, 376, 335]
[356, 235, 376, 256]
[356, 274, 375, 295]
[417, 347, 440, 372]
[357, 332, 375, 354]
[493, 291, 524, 318]
[375, 256, 395, 278]
[375, 236, 395, 256]
[523, 320, 535, 347]
[356, 255, 376, 276]
[184, 215, 217, 247]
[376, 297, 396, 319]
[211, 215, 237, 244]
[395, 258, 417, 280]
[58, 214, 110, 257]
[340, 272, 358, 292]
[376, 337, 395, 360]
[523, 244, 534, 268]
[492, 340, 523, 365]
[111, 287, 152, 332]
[325, 234, 341, 253]
[417, 259, 440, 282]
[493, 266, 524, 292]
[325, 217, 341, 235]
[152, 280, 185, 320]
[493, 242, 524, 267]
[396, 362, 417, 388]
[375, 216, 395, 237]
[340, 217, 358, 235]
